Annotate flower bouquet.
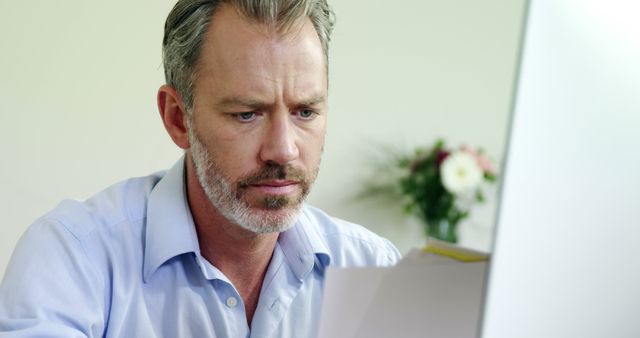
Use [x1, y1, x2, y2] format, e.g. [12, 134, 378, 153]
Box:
[361, 139, 497, 243]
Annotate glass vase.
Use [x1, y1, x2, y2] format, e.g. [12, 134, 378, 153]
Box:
[425, 219, 458, 243]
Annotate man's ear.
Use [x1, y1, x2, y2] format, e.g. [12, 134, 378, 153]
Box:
[157, 85, 190, 149]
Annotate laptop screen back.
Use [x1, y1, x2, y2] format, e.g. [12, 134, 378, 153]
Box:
[480, 1, 640, 337]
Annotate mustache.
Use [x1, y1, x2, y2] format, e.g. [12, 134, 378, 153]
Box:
[237, 163, 307, 188]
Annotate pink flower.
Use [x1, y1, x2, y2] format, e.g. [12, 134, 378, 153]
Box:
[461, 145, 496, 175]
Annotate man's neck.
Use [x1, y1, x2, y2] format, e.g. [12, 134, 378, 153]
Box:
[184, 156, 278, 325]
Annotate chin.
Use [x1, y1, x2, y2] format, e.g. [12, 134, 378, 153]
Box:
[233, 202, 303, 234]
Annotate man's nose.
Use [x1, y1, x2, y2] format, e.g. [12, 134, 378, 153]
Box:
[259, 113, 299, 165]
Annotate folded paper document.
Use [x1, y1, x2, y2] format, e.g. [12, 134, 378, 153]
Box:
[317, 239, 489, 338]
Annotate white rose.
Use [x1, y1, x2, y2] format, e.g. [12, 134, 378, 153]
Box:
[440, 151, 483, 195]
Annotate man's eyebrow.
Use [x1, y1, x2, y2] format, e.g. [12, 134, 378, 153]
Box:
[216, 97, 267, 109]
[216, 96, 326, 108]
[297, 96, 326, 106]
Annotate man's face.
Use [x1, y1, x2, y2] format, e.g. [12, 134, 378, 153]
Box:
[188, 5, 327, 234]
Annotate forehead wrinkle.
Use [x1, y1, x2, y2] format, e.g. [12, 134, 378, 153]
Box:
[284, 72, 326, 105]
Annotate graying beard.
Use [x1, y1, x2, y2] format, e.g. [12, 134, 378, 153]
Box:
[188, 127, 299, 234]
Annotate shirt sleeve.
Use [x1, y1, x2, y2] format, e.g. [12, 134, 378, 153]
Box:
[382, 238, 403, 266]
[0, 219, 106, 337]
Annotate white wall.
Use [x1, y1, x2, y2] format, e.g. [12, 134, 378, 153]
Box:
[0, 0, 525, 278]
[314, 0, 526, 252]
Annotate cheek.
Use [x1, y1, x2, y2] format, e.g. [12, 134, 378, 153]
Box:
[298, 129, 326, 165]
[205, 135, 261, 178]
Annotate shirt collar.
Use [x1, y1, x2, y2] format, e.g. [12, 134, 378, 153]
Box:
[142, 156, 332, 283]
[143, 156, 201, 282]
[278, 208, 332, 281]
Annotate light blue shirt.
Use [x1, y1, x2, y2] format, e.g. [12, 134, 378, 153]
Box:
[0, 158, 400, 338]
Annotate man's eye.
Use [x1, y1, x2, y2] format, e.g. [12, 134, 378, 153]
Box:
[297, 109, 316, 120]
[233, 112, 257, 122]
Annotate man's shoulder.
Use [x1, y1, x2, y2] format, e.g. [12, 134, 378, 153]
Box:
[0, 171, 169, 334]
[33, 171, 165, 247]
[299, 205, 402, 267]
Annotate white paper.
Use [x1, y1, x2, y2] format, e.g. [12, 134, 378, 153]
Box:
[317, 251, 487, 338]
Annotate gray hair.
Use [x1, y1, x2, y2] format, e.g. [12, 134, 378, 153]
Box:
[162, 0, 335, 114]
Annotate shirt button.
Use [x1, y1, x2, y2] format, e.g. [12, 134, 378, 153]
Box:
[226, 296, 238, 308]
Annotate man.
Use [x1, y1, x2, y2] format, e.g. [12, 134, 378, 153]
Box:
[0, 0, 400, 337]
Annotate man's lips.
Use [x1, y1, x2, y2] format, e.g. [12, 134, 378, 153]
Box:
[249, 180, 299, 194]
